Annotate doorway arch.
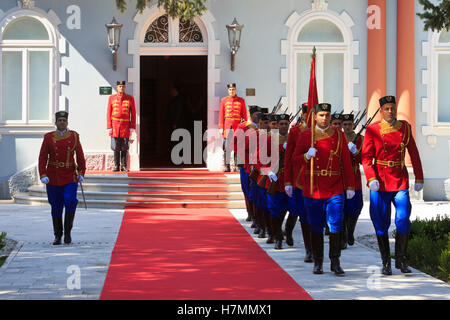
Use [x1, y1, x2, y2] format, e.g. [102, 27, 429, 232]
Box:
[128, 6, 221, 171]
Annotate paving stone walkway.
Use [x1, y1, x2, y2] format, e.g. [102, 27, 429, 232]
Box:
[0, 201, 448, 300]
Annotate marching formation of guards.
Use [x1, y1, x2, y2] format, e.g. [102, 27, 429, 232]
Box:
[232, 88, 424, 277]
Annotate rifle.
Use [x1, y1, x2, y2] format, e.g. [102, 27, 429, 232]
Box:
[271, 97, 283, 114]
[352, 107, 380, 143]
[354, 109, 367, 128]
[75, 166, 87, 210]
[289, 108, 301, 123]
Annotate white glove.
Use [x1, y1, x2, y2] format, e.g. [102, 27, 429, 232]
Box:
[305, 148, 317, 160]
[283, 142, 287, 150]
[346, 189, 355, 199]
[41, 177, 49, 184]
[285, 185, 293, 197]
[77, 175, 84, 182]
[130, 128, 135, 134]
[348, 142, 357, 155]
[268, 171, 278, 182]
[369, 180, 380, 191]
[219, 128, 224, 135]
[108, 128, 112, 135]
[414, 183, 423, 192]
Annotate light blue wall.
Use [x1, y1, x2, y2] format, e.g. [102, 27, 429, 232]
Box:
[0, 0, 372, 197]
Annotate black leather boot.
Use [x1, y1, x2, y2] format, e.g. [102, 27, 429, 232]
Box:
[325, 224, 330, 236]
[64, 212, 75, 244]
[245, 198, 252, 222]
[120, 151, 129, 172]
[329, 232, 345, 276]
[273, 217, 283, 250]
[347, 217, 358, 246]
[263, 211, 273, 242]
[376, 235, 392, 275]
[311, 233, 324, 274]
[253, 209, 261, 234]
[340, 216, 348, 250]
[285, 215, 298, 247]
[113, 151, 120, 171]
[52, 217, 63, 245]
[301, 223, 313, 263]
[258, 211, 266, 239]
[395, 233, 412, 273]
[250, 202, 257, 228]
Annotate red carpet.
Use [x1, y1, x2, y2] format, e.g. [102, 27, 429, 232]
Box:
[100, 207, 312, 300]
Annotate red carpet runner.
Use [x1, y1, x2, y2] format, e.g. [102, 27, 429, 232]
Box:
[100, 170, 312, 300]
[101, 207, 312, 300]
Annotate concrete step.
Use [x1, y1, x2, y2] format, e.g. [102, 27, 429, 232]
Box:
[28, 185, 245, 201]
[83, 174, 240, 185]
[14, 193, 246, 209]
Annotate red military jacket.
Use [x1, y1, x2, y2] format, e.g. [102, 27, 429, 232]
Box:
[219, 96, 247, 138]
[292, 126, 355, 199]
[345, 132, 363, 191]
[107, 93, 136, 139]
[284, 121, 307, 189]
[361, 120, 424, 192]
[38, 130, 86, 186]
[233, 121, 258, 171]
[260, 133, 288, 193]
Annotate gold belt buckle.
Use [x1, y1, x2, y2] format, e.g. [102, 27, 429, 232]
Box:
[387, 161, 395, 167]
[59, 162, 65, 167]
[321, 170, 328, 176]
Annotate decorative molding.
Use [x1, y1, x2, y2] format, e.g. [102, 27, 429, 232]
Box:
[280, 40, 288, 56]
[421, 69, 429, 85]
[18, 0, 35, 9]
[421, 97, 429, 113]
[312, 0, 328, 11]
[422, 125, 450, 136]
[339, 10, 355, 28]
[351, 69, 359, 85]
[280, 68, 288, 84]
[426, 135, 437, 148]
[47, 9, 61, 26]
[59, 67, 67, 83]
[127, 67, 138, 84]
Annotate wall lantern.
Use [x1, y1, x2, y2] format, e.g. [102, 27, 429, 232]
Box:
[226, 18, 243, 71]
[105, 17, 123, 71]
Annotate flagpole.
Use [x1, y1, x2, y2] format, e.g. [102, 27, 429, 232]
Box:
[310, 47, 316, 196]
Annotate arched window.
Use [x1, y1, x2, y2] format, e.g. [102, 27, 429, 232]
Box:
[142, 14, 205, 45]
[435, 30, 450, 123]
[0, 16, 55, 124]
[295, 18, 348, 112]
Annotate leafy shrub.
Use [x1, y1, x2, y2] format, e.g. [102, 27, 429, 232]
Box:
[402, 215, 450, 282]
[0, 232, 6, 251]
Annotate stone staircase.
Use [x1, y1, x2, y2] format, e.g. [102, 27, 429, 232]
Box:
[14, 170, 246, 209]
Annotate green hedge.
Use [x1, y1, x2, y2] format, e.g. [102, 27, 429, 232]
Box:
[404, 215, 450, 283]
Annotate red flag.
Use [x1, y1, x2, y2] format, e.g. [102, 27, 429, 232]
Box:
[306, 50, 319, 128]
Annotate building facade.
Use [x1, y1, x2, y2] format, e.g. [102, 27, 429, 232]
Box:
[0, 0, 448, 201]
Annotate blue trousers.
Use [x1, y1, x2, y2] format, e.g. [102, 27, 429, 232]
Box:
[239, 167, 250, 197]
[267, 191, 289, 218]
[344, 190, 363, 219]
[287, 188, 308, 224]
[46, 183, 79, 218]
[255, 185, 268, 211]
[303, 194, 345, 234]
[369, 189, 411, 236]
[248, 179, 258, 203]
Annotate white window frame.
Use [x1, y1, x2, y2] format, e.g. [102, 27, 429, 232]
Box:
[282, 9, 359, 116]
[0, 46, 53, 124]
[0, 9, 60, 132]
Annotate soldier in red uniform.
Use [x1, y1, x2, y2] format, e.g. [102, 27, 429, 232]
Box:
[219, 83, 247, 171]
[341, 113, 364, 249]
[361, 95, 424, 275]
[284, 103, 313, 262]
[233, 105, 261, 223]
[261, 114, 290, 249]
[292, 103, 355, 276]
[39, 111, 86, 245]
[107, 81, 136, 172]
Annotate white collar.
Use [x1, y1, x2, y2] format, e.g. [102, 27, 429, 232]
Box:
[382, 119, 396, 126]
[315, 125, 329, 134]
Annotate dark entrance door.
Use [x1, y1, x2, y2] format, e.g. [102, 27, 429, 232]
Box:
[140, 55, 207, 169]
